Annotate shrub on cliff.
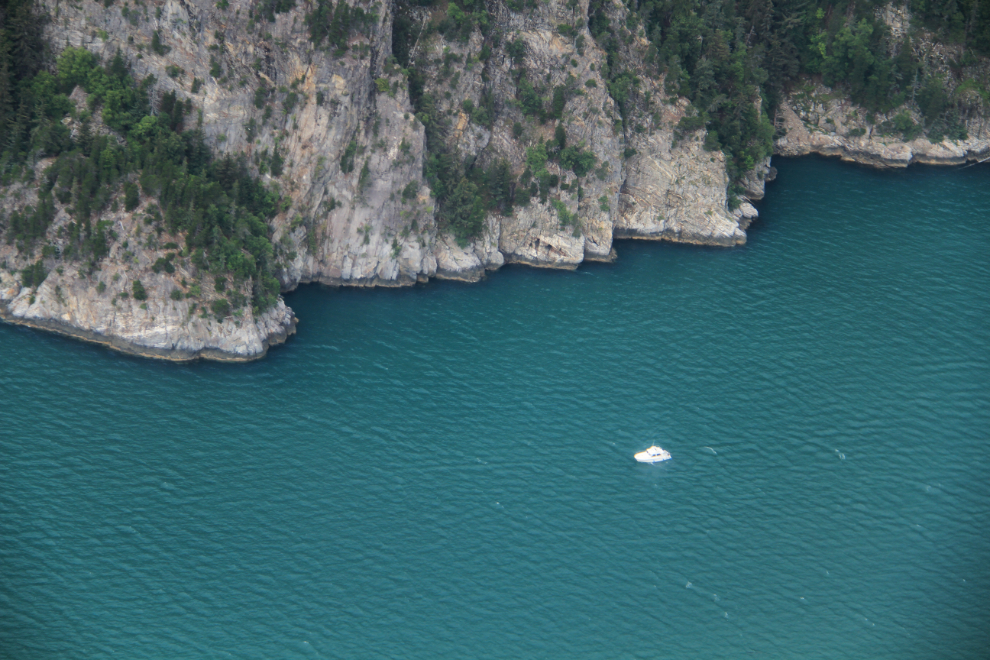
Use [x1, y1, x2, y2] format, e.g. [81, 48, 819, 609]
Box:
[340, 139, 358, 174]
[21, 260, 47, 288]
[6, 195, 56, 245]
[550, 199, 578, 229]
[150, 31, 170, 56]
[441, 179, 485, 245]
[305, 0, 375, 52]
[211, 298, 231, 320]
[258, 0, 296, 22]
[358, 159, 371, 190]
[917, 77, 950, 122]
[560, 145, 597, 178]
[437, 2, 487, 43]
[132, 280, 148, 301]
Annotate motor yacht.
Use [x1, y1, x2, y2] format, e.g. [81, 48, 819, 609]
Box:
[634, 446, 671, 463]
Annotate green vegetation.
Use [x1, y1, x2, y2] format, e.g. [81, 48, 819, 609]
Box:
[0, 0, 57, 173]
[433, 0, 489, 43]
[560, 145, 597, 178]
[21, 260, 46, 288]
[210, 297, 231, 319]
[124, 182, 140, 211]
[394, 3, 600, 244]
[911, 0, 990, 54]
[439, 178, 486, 243]
[257, 0, 296, 23]
[282, 91, 299, 114]
[0, 3, 283, 311]
[150, 31, 170, 56]
[340, 139, 358, 173]
[152, 253, 176, 274]
[305, 0, 377, 53]
[587, 0, 989, 178]
[358, 159, 371, 190]
[550, 199, 578, 228]
[132, 279, 148, 301]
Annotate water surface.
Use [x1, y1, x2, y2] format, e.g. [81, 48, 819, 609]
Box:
[1, 158, 988, 658]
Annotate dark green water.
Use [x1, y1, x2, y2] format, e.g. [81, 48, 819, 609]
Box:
[2, 158, 988, 659]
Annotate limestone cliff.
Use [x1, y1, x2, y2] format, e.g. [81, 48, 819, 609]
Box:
[0, 0, 986, 360]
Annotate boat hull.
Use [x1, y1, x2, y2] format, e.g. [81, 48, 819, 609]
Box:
[634, 448, 671, 463]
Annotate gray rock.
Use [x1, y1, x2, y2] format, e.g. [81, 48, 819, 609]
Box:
[3, 0, 985, 360]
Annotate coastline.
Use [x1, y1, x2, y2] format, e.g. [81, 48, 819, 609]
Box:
[774, 96, 990, 169]
[5, 146, 986, 363]
[0, 303, 297, 363]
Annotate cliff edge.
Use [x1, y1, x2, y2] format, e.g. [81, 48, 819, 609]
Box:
[1, 0, 987, 360]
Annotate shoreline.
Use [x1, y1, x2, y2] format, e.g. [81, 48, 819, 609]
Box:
[780, 141, 990, 169]
[3, 151, 986, 363]
[0, 304, 297, 363]
[774, 99, 990, 170]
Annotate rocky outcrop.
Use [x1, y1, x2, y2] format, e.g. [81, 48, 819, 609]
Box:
[0, 272, 296, 361]
[774, 5, 990, 167]
[409, 0, 753, 266]
[3, 0, 756, 360]
[614, 122, 746, 247]
[774, 84, 990, 167]
[0, 158, 296, 361]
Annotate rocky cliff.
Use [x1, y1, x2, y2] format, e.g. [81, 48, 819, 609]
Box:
[774, 4, 990, 168]
[774, 82, 990, 167]
[1, 0, 987, 360]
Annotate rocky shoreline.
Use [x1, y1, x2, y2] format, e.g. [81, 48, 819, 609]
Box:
[2, 0, 987, 362]
[775, 94, 990, 168]
[1, 274, 297, 361]
[0, 302, 296, 362]
[3, 133, 985, 361]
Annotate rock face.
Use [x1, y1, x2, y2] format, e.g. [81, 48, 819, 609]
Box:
[0, 0, 986, 360]
[774, 83, 990, 167]
[772, 5, 990, 167]
[409, 0, 753, 273]
[0, 174, 297, 361]
[0, 269, 296, 361]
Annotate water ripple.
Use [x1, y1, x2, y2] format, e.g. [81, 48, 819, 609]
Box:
[1, 158, 989, 659]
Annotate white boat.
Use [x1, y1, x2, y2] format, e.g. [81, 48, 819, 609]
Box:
[634, 446, 671, 463]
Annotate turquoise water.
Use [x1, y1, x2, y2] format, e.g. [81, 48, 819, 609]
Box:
[1, 158, 988, 659]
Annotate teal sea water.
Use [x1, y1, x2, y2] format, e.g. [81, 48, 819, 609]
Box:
[1, 158, 988, 659]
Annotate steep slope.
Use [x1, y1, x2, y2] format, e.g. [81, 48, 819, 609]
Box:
[1, 0, 987, 360]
